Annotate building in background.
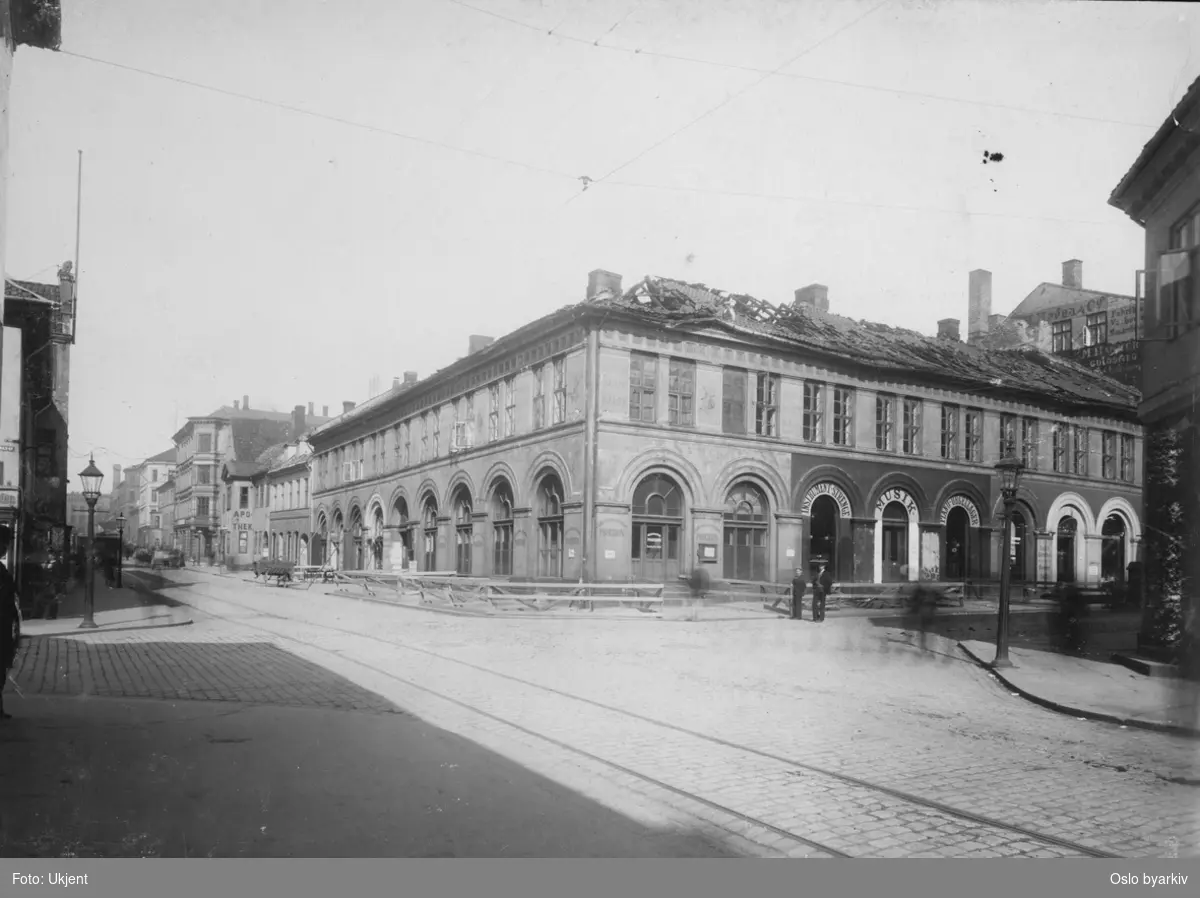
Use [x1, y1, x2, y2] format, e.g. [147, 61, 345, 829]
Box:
[962, 261, 1141, 388]
[1109, 72, 1200, 656]
[132, 448, 175, 547]
[262, 432, 314, 565]
[2, 263, 74, 605]
[309, 270, 1143, 595]
[157, 476, 175, 550]
[66, 491, 111, 549]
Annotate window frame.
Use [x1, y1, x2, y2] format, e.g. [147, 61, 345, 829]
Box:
[875, 394, 895, 452]
[667, 358, 695, 427]
[902, 397, 922, 455]
[754, 371, 779, 438]
[802, 381, 824, 444]
[940, 404, 959, 460]
[629, 353, 658, 424]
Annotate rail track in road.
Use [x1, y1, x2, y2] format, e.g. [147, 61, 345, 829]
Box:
[136, 572, 1123, 859]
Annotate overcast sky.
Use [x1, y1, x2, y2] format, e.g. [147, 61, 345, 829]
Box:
[5, 0, 1197, 487]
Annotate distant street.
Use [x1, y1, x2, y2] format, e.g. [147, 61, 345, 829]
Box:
[14, 565, 1187, 859]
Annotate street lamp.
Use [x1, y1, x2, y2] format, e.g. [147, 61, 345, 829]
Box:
[116, 512, 126, 588]
[993, 456, 1026, 668]
[77, 456, 104, 630]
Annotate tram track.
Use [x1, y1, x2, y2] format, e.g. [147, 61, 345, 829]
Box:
[138, 572, 1122, 859]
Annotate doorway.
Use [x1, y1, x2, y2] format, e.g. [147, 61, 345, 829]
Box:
[1056, 517, 1077, 583]
[945, 506, 969, 580]
[631, 472, 683, 583]
[881, 501, 908, 582]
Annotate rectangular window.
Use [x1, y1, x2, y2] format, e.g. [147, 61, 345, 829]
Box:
[196, 497, 210, 517]
[902, 398, 922, 455]
[151, 470, 158, 482]
[1052, 423, 1068, 473]
[940, 404, 959, 460]
[1085, 312, 1108, 346]
[1021, 417, 1038, 470]
[238, 531, 248, 554]
[1072, 426, 1089, 476]
[667, 359, 695, 426]
[1156, 247, 1198, 339]
[492, 521, 513, 576]
[629, 353, 657, 423]
[1102, 431, 1117, 480]
[198, 434, 212, 453]
[532, 364, 546, 429]
[421, 417, 429, 462]
[964, 409, 982, 462]
[1120, 434, 1135, 483]
[1051, 321, 1072, 353]
[754, 372, 779, 437]
[402, 423, 410, 467]
[802, 382, 824, 443]
[551, 357, 566, 425]
[392, 425, 401, 471]
[999, 414, 1017, 460]
[197, 466, 211, 485]
[875, 394, 895, 452]
[722, 368, 747, 434]
[151, 488, 159, 502]
[432, 409, 441, 457]
[488, 383, 500, 442]
[239, 486, 249, 509]
[832, 387, 854, 446]
[503, 376, 516, 437]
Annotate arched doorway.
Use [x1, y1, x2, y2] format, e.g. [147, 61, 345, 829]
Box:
[881, 501, 909, 582]
[299, 534, 309, 565]
[348, 507, 364, 571]
[723, 481, 769, 581]
[1101, 514, 1127, 582]
[536, 473, 564, 578]
[452, 488, 473, 575]
[491, 481, 514, 576]
[631, 472, 683, 583]
[1056, 517, 1077, 583]
[330, 511, 344, 570]
[945, 506, 969, 580]
[421, 496, 438, 571]
[313, 513, 327, 566]
[391, 497, 412, 569]
[370, 505, 384, 570]
[809, 495, 838, 572]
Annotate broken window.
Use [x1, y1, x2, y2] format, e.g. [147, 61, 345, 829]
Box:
[1085, 312, 1108, 346]
[532, 364, 547, 429]
[629, 353, 657, 423]
[832, 387, 854, 447]
[489, 383, 500, 443]
[875, 394, 895, 452]
[940, 404, 959, 460]
[1120, 434, 1134, 482]
[552, 357, 567, 425]
[802, 382, 824, 443]
[503, 376, 516, 438]
[722, 368, 747, 434]
[754, 372, 779, 437]
[1052, 423, 1068, 473]
[999, 414, 1017, 461]
[902, 398, 922, 455]
[1072, 426, 1089, 476]
[1021, 417, 1038, 470]
[1102, 431, 1116, 480]
[668, 359, 695, 426]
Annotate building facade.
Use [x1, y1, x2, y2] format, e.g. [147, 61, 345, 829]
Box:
[263, 440, 314, 564]
[963, 261, 1141, 389]
[157, 477, 175, 548]
[133, 448, 175, 547]
[1109, 72, 1200, 649]
[308, 271, 1144, 592]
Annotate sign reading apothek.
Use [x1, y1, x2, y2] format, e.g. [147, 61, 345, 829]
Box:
[0, 488, 20, 508]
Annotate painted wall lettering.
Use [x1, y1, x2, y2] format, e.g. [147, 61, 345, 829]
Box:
[875, 487, 919, 519]
[939, 495, 981, 527]
[799, 482, 853, 518]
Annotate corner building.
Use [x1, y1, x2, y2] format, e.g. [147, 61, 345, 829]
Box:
[309, 272, 1144, 591]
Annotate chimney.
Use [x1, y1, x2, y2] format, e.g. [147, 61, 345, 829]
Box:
[57, 261, 75, 312]
[1062, 259, 1083, 290]
[404, 371, 418, 385]
[243, 394, 250, 410]
[292, 404, 306, 437]
[322, 405, 329, 417]
[469, 335, 495, 355]
[793, 284, 830, 313]
[392, 377, 400, 389]
[988, 314, 1005, 330]
[343, 401, 356, 414]
[308, 402, 314, 416]
[586, 269, 622, 301]
[968, 269, 992, 341]
[233, 400, 239, 410]
[937, 318, 961, 341]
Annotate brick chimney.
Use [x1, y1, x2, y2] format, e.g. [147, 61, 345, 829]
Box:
[292, 404, 306, 437]
[343, 401, 356, 414]
[1062, 259, 1083, 289]
[403, 371, 418, 385]
[937, 318, 961, 341]
[322, 406, 329, 417]
[469, 335, 495, 355]
[587, 269, 622, 301]
[793, 284, 829, 313]
[968, 269, 992, 341]
[243, 394, 250, 411]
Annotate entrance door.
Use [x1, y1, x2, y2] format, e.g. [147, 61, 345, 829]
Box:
[1056, 517, 1077, 583]
[722, 482, 770, 581]
[945, 507, 969, 580]
[631, 473, 684, 584]
[881, 501, 908, 582]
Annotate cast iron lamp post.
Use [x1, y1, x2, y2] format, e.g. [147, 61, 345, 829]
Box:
[993, 456, 1026, 668]
[116, 512, 126, 588]
[78, 457, 104, 630]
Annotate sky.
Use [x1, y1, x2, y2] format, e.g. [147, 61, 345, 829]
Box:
[5, 0, 1198, 489]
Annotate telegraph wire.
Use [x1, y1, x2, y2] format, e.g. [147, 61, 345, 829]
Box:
[438, 0, 1160, 131]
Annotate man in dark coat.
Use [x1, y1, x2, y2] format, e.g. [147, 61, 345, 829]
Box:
[0, 526, 21, 720]
[814, 565, 832, 622]
[789, 568, 807, 620]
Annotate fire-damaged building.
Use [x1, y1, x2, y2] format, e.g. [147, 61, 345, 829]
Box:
[1, 262, 75, 608]
[308, 270, 1144, 595]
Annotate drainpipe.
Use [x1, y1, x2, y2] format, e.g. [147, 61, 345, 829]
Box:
[582, 324, 600, 584]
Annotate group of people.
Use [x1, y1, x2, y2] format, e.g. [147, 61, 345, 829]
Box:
[780, 564, 834, 622]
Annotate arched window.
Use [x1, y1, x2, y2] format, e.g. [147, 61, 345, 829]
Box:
[632, 472, 684, 583]
[453, 490, 473, 575]
[422, 497, 439, 571]
[537, 473, 564, 578]
[1101, 513, 1127, 582]
[723, 482, 770, 581]
[491, 481, 514, 576]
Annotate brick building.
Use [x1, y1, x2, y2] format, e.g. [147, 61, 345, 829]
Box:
[308, 270, 1144, 593]
[257, 434, 315, 565]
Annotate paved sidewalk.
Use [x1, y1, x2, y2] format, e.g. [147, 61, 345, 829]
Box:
[958, 640, 1200, 738]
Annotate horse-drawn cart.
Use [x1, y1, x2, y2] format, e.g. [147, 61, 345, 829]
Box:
[252, 559, 296, 586]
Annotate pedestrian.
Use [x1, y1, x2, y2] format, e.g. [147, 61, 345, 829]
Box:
[907, 581, 938, 651]
[815, 564, 833, 622]
[1060, 583, 1089, 656]
[0, 526, 22, 721]
[789, 568, 806, 620]
[102, 552, 116, 589]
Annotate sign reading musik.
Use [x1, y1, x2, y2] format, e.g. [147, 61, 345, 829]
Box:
[875, 487, 919, 519]
[799, 482, 852, 518]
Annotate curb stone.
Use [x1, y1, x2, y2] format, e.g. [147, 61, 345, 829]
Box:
[957, 641, 1200, 740]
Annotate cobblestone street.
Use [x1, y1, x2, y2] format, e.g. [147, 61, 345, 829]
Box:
[74, 568, 1195, 859]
